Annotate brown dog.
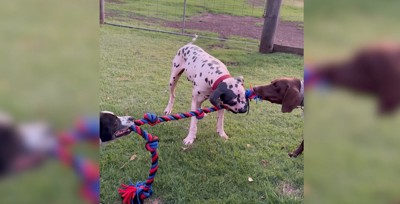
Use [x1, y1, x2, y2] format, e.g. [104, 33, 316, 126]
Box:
[253, 77, 304, 157]
[313, 43, 400, 114]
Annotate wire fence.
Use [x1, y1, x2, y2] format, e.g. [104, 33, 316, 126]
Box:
[104, 0, 303, 49]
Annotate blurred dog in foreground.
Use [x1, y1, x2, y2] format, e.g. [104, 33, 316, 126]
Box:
[310, 43, 400, 115]
[0, 112, 55, 176]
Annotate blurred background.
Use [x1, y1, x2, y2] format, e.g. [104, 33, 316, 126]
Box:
[0, 0, 98, 203]
[305, 0, 400, 203]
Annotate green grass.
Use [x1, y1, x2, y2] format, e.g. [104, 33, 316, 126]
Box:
[105, 0, 303, 23]
[100, 25, 303, 203]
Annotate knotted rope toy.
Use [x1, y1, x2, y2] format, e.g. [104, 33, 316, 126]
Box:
[118, 91, 263, 204]
[117, 105, 225, 204]
[53, 118, 99, 204]
[245, 85, 262, 102]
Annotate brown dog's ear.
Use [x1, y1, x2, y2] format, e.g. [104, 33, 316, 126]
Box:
[282, 83, 302, 113]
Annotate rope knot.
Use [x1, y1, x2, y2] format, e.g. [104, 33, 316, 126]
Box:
[145, 139, 159, 152]
[195, 109, 205, 119]
[118, 182, 153, 204]
[144, 113, 158, 126]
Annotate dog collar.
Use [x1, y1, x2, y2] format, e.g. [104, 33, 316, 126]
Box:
[212, 74, 232, 90]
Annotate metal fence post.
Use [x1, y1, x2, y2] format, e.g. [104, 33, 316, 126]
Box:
[182, 0, 187, 33]
[259, 0, 282, 53]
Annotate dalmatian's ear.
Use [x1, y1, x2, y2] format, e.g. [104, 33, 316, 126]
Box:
[235, 76, 244, 83]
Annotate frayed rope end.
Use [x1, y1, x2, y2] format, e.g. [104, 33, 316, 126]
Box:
[119, 182, 153, 204]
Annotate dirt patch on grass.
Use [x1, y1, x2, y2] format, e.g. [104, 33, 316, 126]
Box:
[105, 10, 303, 49]
[279, 181, 302, 198]
[165, 13, 303, 48]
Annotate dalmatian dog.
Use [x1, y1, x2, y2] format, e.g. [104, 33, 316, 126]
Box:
[164, 35, 248, 145]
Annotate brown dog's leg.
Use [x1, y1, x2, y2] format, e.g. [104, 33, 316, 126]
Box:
[288, 140, 304, 158]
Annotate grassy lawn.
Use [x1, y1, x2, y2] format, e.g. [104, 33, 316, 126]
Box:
[100, 25, 303, 203]
[105, 0, 303, 23]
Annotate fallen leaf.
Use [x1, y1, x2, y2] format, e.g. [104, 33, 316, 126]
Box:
[261, 160, 269, 167]
[120, 154, 137, 169]
[248, 177, 254, 182]
[130, 154, 137, 161]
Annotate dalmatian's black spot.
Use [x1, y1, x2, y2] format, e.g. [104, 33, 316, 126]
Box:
[192, 56, 195, 60]
[211, 72, 213, 74]
[197, 91, 200, 94]
[205, 78, 208, 83]
[210, 79, 213, 84]
[202, 60, 208, 63]
[194, 81, 197, 86]
[193, 52, 197, 55]
[188, 62, 190, 65]
[208, 63, 212, 66]
[229, 85, 233, 89]
[200, 72, 202, 77]
[170, 83, 172, 86]
[178, 51, 181, 56]
[185, 47, 189, 50]
[201, 64, 205, 67]
[173, 77, 176, 79]
[184, 57, 187, 62]
[194, 74, 197, 78]
[235, 84, 238, 88]
[237, 94, 241, 102]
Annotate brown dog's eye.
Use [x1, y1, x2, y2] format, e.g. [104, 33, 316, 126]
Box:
[273, 82, 278, 87]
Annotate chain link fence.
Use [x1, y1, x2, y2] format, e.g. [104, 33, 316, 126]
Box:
[103, 0, 303, 50]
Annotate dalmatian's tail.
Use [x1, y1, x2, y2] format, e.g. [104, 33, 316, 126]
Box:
[191, 34, 198, 43]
